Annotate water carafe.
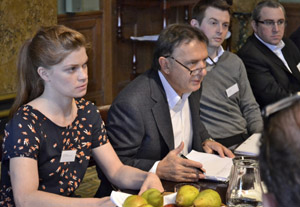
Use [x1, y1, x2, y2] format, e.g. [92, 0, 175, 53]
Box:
[226, 159, 263, 207]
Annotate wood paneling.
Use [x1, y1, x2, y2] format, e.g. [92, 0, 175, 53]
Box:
[282, 3, 300, 37]
[58, 9, 113, 106]
[0, 0, 57, 132]
[113, 0, 198, 96]
[0, 0, 56, 110]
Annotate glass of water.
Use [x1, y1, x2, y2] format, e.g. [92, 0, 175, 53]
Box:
[226, 159, 263, 207]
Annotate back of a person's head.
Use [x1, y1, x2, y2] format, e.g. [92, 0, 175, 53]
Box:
[252, 0, 286, 22]
[151, 23, 208, 70]
[260, 100, 300, 206]
[191, 0, 231, 25]
[10, 25, 87, 117]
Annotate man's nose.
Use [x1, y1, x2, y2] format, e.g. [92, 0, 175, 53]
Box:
[200, 67, 207, 77]
[272, 23, 279, 32]
[217, 24, 223, 33]
[197, 60, 206, 70]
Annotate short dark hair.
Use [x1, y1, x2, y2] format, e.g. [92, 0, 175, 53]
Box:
[151, 24, 208, 70]
[259, 101, 300, 206]
[192, 0, 231, 25]
[252, 0, 286, 22]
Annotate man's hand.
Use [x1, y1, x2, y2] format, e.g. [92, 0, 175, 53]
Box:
[202, 140, 235, 158]
[156, 142, 205, 182]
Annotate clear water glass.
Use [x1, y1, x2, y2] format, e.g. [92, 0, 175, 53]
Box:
[226, 159, 263, 207]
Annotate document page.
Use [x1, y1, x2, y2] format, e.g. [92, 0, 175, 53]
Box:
[130, 35, 159, 41]
[186, 150, 233, 182]
[234, 133, 261, 156]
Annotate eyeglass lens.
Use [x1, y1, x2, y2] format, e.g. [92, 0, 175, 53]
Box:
[257, 19, 285, 26]
[165, 56, 209, 75]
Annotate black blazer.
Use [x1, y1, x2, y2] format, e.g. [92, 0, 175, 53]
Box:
[105, 69, 210, 170]
[290, 26, 300, 52]
[238, 35, 300, 108]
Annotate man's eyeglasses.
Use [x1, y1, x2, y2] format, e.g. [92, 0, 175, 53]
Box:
[164, 56, 215, 76]
[256, 19, 286, 27]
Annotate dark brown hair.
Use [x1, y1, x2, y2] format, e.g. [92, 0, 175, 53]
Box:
[260, 101, 300, 206]
[151, 23, 208, 70]
[191, 0, 231, 25]
[252, 0, 286, 22]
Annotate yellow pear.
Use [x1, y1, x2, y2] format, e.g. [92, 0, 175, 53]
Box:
[139, 204, 154, 207]
[175, 185, 199, 207]
[123, 195, 148, 207]
[193, 189, 221, 207]
[141, 188, 163, 207]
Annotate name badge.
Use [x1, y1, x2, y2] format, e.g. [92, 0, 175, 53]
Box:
[60, 150, 77, 163]
[226, 83, 239, 98]
[297, 62, 300, 72]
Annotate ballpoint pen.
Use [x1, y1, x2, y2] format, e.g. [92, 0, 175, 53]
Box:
[180, 154, 205, 174]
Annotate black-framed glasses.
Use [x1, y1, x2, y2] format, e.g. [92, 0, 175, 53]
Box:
[262, 92, 300, 118]
[164, 56, 213, 76]
[256, 19, 286, 27]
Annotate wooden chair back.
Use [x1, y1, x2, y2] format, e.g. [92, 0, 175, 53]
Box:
[98, 105, 111, 124]
[88, 104, 111, 167]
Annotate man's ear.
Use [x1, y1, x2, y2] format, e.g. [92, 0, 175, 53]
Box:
[158, 56, 170, 74]
[190, 19, 200, 28]
[37, 67, 50, 82]
[251, 20, 258, 33]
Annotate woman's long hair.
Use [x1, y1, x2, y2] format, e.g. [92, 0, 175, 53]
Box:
[10, 25, 87, 117]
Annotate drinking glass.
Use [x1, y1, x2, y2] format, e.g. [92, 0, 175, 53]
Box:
[226, 159, 263, 207]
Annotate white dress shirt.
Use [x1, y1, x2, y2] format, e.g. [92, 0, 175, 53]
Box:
[149, 70, 193, 173]
[206, 46, 224, 71]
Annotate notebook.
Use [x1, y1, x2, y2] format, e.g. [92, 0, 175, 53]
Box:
[186, 150, 233, 182]
[234, 133, 261, 156]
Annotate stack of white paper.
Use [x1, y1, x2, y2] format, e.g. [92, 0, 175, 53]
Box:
[234, 133, 261, 156]
[186, 150, 233, 182]
[130, 35, 159, 41]
[110, 191, 176, 207]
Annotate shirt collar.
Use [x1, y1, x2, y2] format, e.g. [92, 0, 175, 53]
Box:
[206, 46, 224, 65]
[254, 33, 285, 52]
[158, 70, 191, 109]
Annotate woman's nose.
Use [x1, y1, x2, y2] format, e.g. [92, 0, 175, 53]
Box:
[78, 67, 88, 80]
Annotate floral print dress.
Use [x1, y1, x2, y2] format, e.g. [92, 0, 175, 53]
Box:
[0, 98, 108, 206]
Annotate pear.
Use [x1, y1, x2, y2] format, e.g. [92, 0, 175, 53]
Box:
[175, 185, 199, 207]
[193, 189, 221, 207]
[123, 195, 148, 207]
[139, 204, 154, 207]
[141, 188, 163, 207]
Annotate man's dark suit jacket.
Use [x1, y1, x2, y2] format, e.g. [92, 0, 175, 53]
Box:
[290, 26, 300, 52]
[95, 69, 210, 197]
[238, 34, 300, 108]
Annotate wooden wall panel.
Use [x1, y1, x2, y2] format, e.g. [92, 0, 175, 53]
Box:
[113, 0, 198, 97]
[0, 0, 57, 99]
[59, 12, 104, 106]
[282, 3, 300, 37]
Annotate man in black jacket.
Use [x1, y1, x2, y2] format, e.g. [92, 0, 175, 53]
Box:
[238, 0, 300, 109]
